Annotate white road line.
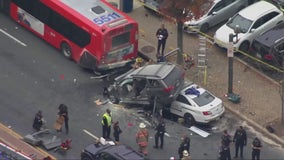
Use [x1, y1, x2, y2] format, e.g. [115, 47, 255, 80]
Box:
[83, 129, 99, 140]
[0, 29, 27, 47]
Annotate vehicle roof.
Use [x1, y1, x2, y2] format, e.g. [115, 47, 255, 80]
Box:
[132, 63, 177, 79]
[254, 22, 284, 47]
[84, 143, 144, 160]
[179, 83, 206, 99]
[60, 0, 126, 25]
[238, 1, 279, 21]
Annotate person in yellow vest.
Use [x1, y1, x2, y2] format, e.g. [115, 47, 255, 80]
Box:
[136, 123, 149, 156]
[102, 109, 112, 139]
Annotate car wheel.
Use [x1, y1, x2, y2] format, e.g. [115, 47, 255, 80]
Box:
[200, 23, 209, 33]
[184, 113, 195, 127]
[239, 41, 250, 54]
[61, 42, 72, 59]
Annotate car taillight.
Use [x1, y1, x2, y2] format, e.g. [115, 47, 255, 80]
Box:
[202, 111, 212, 115]
[164, 85, 174, 93]
[264, 54, 273, 61]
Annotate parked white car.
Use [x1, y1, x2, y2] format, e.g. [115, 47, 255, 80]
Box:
[170, 82, 225, 125]
[214, 0, 284, 53]
[184, 0, 249, 33]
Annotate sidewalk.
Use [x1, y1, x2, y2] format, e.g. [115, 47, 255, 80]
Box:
[0, 123, 56, 160]
[137, 23, 284, 147]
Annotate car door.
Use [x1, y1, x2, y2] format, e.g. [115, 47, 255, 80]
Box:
[205, 0, 226, 27]
[249, 11, 283, 43]
[171, 95, 194, 117]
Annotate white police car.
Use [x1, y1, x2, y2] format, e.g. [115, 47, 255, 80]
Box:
[170, 82, 225, 126]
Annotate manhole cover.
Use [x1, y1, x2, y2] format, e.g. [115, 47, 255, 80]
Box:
[141, 46, 155, 54]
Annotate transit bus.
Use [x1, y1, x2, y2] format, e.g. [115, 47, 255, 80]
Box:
[0, 0, 139, 72]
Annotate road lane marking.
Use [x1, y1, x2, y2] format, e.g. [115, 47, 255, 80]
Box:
[83, 129, 99, 140]
[0, 29, 27, 47]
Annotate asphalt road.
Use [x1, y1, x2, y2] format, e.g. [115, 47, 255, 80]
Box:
[1, 6, 284, 160]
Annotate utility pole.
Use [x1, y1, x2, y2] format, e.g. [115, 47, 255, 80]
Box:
[176, 21, 184, 65]
[227, 33, 240, 103]
[228, 34, 234, 94]
[281, 80, 284, 124]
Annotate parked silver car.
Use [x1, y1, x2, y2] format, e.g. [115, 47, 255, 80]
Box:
[184, 0, 249, 33]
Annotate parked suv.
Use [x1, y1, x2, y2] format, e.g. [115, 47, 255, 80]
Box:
[81, 143, 145, 160]
[108, 63, 185, 106]
[251, 22, 284, 69]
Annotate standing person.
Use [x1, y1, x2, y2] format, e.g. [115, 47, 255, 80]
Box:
[178, 135, 190, 159]
[153, 118, 166, 149]
[221, 130, 232, 160]
[252, 137, 262, 160]
[32, 110, 44, 131]
[102, 109, 112, 139]
[156, 23, 168, 57]
[219, 141, 231, 160]
[181, 150, 192, 160]
[233, 126, 247, 158]
[136, 123, 149, 156]
[113, 121, 122, 145]
[58, 104, 69, 134]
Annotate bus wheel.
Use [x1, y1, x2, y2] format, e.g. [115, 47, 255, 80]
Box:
[61, 42, 72, 59]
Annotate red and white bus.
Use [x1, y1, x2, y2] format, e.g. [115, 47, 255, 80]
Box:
[0, 0, 138, 72]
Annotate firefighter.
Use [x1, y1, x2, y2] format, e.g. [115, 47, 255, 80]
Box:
[136, 123, 149, 156]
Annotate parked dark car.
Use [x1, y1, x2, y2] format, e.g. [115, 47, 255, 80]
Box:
[268, 0, 284, 11]
[250, 22, 284, 69]
[108, 63, 185, 106]
[81, 143, 145, 160]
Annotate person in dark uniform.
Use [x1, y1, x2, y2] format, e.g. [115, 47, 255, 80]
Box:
[102, 109, 112, 139]
[32, 110, 44, 131]
[233, 126, 247, 158]
[156, 24, 168, 57]
[153, 118, 166, 149]
[113, 121, 122, 145]
[58, 104, 69, 134]
[252, 137, 262, 160]
[178, 135, 190, 159]
[219, 141, 231, 160]
[221, 130, 232, 160]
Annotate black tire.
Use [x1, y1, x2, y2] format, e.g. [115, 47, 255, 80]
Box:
[184, 113, 195, 127]
[61, 42, 72, 59]
[200, 23, 209, 33]
[239, 41, 250, 53]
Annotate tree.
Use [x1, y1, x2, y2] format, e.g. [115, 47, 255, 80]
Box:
[158, 0, 213, 65]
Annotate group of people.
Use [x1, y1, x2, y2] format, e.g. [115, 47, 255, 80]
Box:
[219, 126, 262, 160]
[101, 109, 122, 145]
[32, 104, 69, 134]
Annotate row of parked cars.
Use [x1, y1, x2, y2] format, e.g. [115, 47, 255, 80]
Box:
[141, 0, 284, 69]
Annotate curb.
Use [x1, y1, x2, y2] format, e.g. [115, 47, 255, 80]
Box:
[225, 102, 284, 147]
